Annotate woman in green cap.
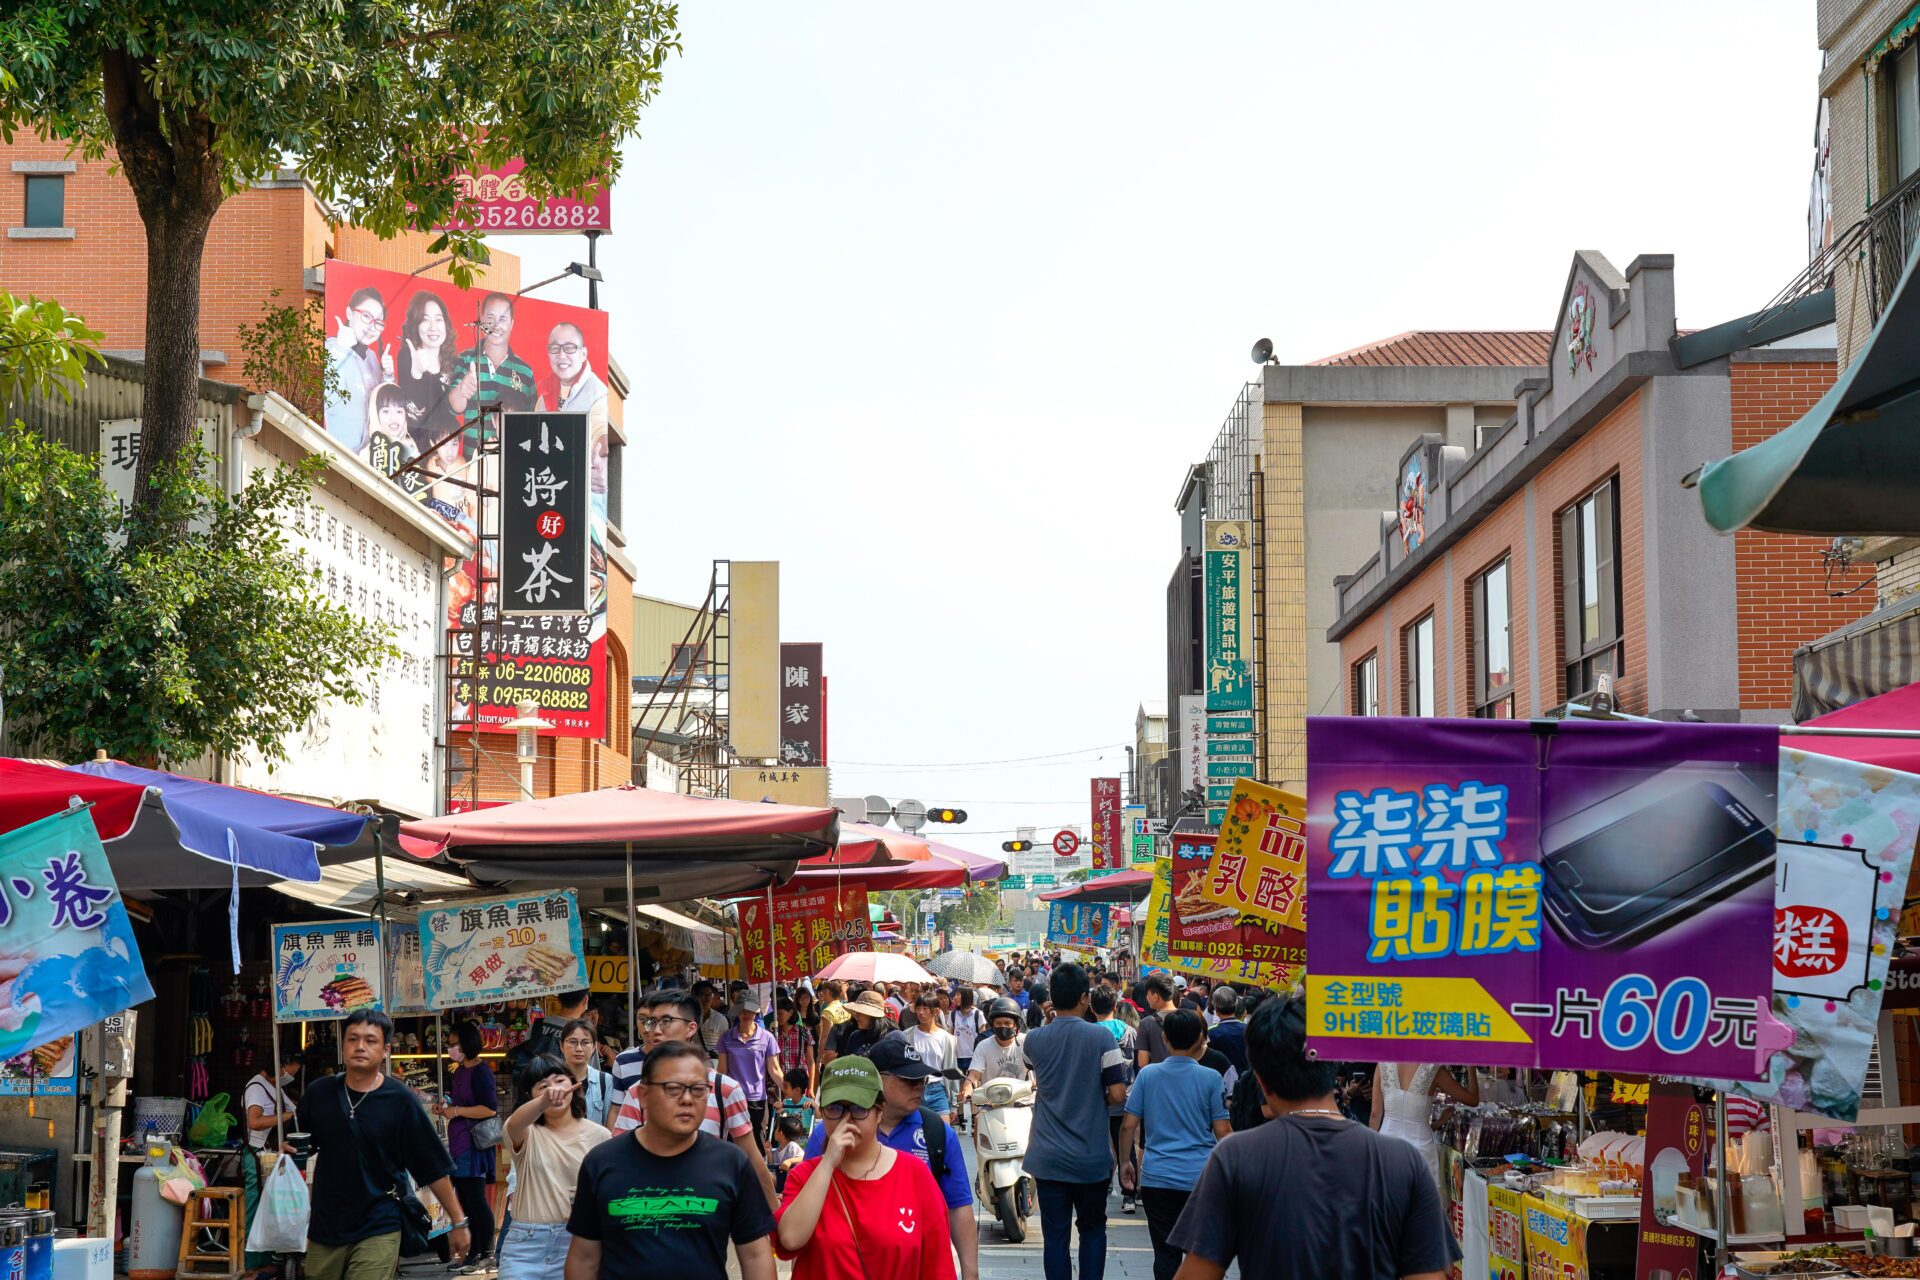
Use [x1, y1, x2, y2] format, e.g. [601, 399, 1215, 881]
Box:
[775, 1055, 956, 1280]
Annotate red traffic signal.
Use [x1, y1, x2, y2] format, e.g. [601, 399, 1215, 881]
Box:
[928, 807, 968, 824]
[1001, 839, 1033, 853]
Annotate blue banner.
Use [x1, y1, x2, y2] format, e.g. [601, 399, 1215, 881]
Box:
[272, 920, 384, 1022]
[0, 807, 153, 1075]
[419, 891, 586, 1010]
[1047, 900, 1110, 950]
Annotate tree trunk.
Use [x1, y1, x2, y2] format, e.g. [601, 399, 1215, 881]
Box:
[98, 48, 225, 534]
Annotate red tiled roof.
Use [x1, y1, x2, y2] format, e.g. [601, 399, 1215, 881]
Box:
[1309, 330, 1552, 368]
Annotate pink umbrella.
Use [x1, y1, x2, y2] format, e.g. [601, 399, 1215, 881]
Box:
[815, 950, 938, 985]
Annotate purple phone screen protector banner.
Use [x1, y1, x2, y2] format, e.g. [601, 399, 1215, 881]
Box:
[1304, 716, 1778, 1078]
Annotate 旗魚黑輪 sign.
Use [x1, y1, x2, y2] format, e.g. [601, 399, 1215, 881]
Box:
[1304, 716, 1780, 1078]
[273, 920, 384, 1021]
[419, 891, 587, 1010]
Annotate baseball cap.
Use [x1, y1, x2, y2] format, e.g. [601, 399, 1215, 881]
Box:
[867, 1032, 932, 1080]
[818, 1055, 883, 1110]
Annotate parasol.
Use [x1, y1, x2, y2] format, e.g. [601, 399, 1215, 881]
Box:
[815, 950, 937, 986]
[923, 950, 1007, 987]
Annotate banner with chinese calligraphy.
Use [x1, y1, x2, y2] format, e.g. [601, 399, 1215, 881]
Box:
[1200, 780, 1309, 933]
[1091, 778, 1122, 870]
[0, 808, 154, 1069]
[1636, 1083, 1703, 1277]
[779, 643, 825, 766]
[273, 920, 385, 1022]
[1522, 1195, 1588, 1280]
[500, 412, 590, 616]
[736, 884, 870, 984]
[1047, 900, 1110, 951]
[1697, 746, 1920, 1121]
[1486, 1183, 1525, 1280]
[1168, 831, 1307, 980]
[1203, 520, 1253, 712]
[1305, 716, 1779, 1077]
[419, 891, 587, 1010]
[1143, 856, 1173, 968]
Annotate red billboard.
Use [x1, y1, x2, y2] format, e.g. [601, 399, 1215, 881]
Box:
[736, 884, 871, 984]
[433, 159, 611, 235]
[320, 261, 612, 740]
[1091, 777, 1122, 870]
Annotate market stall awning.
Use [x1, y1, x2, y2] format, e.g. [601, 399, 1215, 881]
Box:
[1692, 241, 1920, 535]
[801, 821, 931, 870]
[274, 856, 471, 915]
[1792, 596, 1920, 720]
[1036, 868, 1153, 903]
[791, 835, 999, 889]
[1792, 678, 1920, 773]
[52, 759, 376, 889]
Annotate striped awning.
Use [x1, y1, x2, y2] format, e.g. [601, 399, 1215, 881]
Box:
[1792, 596, 1920, 719]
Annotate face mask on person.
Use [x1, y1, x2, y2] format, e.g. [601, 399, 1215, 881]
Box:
[993, 1025, 1018, 1042]
[279, 1071, 297, 1087]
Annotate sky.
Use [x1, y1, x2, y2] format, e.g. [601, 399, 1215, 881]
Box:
[494, 0, 1823, 872]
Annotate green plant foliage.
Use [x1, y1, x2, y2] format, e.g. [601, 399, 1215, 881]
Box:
[238, 290, 338, 423]
[0, 290, 103, 406]
[0, 422, 400, 765]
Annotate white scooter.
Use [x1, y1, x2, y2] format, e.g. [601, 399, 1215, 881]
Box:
[970, 1077, 1038, 1242]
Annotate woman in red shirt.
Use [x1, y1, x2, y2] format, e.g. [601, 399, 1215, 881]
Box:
[776, 1056, 955, 1280]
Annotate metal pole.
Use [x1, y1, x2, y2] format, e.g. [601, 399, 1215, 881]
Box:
[625, 842, 638, 1052]
[586, 232, 601, 311]
[1780, 725, 1920, 737]
[1713, 1091, 1731, 1274]
[271, 1028, 284, 1153]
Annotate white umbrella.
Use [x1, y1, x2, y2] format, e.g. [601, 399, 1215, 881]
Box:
[815, 951, 938, 986]
[924, 951, 1007, 987]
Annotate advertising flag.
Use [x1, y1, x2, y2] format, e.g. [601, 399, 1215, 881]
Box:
[737, 884, 871, 983]
[1091, 778, 1122, 870]
[778, 643, 825, 766]
[1048, 901, 1110, 951]
[272, 920, 384, 1022]
[1305, 716, 1779, 1077]
[1200, 780, 1309, 932]
[1204, 520, 1253, 712]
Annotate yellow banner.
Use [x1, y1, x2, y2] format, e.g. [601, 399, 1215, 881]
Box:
[1200, 780, 1307, 931]
[1147, 850, 1294, 989]
[586, 954, 629, 993]
[1305, 975, 1534, 1044]
[1521, 1195, 1587, 1280]
[1487, 1185, 1525, 1280]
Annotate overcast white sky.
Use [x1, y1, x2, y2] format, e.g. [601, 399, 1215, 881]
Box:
[497, 0, 1821, 867]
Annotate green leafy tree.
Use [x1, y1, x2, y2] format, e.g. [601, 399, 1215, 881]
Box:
[0, 0, 679, 527]
[0, 289, 102, 405]
[237, 290, 339, 423]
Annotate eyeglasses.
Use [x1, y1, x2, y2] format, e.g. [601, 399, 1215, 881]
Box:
[638, 1016, 693, 1030]
[562, 1037, 596, 1049]
[646, 1081, 711, 1102]
[548, 342, 585, 357]
[821, 1102, 874, 1122]
[350, 306, 385, 331]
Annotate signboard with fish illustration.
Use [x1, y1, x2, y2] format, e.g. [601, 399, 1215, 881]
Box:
[418, 890, 586, 1011]
[272, 920, 385, 1022]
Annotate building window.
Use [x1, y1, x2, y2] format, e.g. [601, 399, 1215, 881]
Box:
[1403, 613, 1435, 716]
[1890, 39, 1920, 186]
[1352, 652, 1380, 716]
[1472, 558, 1515, 718]
[667, 643, 706, 684]
[1559, 477, 1622, 703]
[23, 176, 63, 229]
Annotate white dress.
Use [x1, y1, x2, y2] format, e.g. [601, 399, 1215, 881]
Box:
[1377, 1062, 1442, 1187]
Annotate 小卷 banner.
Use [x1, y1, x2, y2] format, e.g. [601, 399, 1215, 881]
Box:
[738, 884, 870, 983]
[0, 807, 154, 1073]
[419, 890, 586, 1010]
[1305, 716, 1779, 1078]
[273, 920, 385, 1021]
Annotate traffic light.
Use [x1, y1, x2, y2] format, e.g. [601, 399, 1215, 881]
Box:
[928, 807, 968, 824]
[1001, 839, 1033, 853]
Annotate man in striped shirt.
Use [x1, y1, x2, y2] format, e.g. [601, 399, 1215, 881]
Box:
[609, 989, 778, 1209]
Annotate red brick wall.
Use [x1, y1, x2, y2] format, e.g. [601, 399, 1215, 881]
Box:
[1730, 359, 1871, 712]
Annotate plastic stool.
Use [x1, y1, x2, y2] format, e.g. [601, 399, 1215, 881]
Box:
[176, 1186, 245, 1280]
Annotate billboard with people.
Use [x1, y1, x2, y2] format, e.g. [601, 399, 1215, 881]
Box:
[320, 261, 612, 739]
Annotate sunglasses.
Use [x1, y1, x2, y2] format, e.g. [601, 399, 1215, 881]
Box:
[821, 1102, 875, 1122]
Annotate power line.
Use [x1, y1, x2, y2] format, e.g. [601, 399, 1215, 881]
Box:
[827, 742, 1127, 769]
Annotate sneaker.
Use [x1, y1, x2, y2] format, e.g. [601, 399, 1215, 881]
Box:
[1122, 1195, 1137, 1214]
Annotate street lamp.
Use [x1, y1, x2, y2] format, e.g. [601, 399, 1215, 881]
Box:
[504, 699, 554, 800]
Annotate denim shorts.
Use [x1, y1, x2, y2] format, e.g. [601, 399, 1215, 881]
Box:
[495, 1219, 570, 1280]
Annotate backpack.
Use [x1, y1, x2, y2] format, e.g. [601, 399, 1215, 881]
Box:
[915, 1108, 949, 1182]
[1229, 1069, 1268, 1132]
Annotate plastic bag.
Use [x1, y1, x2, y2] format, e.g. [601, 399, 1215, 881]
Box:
[155, 1145, 207, 1206]
[186, 1093, 234, 1147]
[245, 1155, 310, 1255]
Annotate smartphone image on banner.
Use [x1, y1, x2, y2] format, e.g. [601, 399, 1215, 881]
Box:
[1541, 779, 1774, 950]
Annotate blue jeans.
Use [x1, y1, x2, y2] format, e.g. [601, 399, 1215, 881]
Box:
[1036, 1177, 1107, 1280]
[924, 1080, 950, 1115]
[495, 1219, 569, 1280]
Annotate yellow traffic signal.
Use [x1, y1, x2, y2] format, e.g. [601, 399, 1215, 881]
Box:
[929, 807, 968, 824]
[1000, 839, 1032, 853]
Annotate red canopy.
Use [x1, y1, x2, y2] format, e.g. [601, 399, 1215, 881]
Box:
[0, 758, 145, 841]
[399, 785, 839, 861]
[1038, 867, 1153, 902]
[800, 822, 932, 870]
[1797, 680, 1920, 772]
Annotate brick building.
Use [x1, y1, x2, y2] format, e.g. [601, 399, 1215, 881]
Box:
[0, 134, 637, 805]
[1328, 250, 1864, 723]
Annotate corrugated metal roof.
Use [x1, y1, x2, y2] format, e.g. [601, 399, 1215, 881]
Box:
[1309, 330, 1552, 368]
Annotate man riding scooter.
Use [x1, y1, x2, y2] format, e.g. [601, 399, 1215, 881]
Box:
[961, 999, 1037, 1241]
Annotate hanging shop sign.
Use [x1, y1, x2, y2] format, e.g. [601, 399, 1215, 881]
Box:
[321, 260, 612, 740]
[1486, 1183, 1525, 1280]
[586, 955, 631, 994]
[273, 920, 385, 1022]
[434, 157, 611, 234]
[501, 412, 591, 617]
[727, 766, 829, 808]
[1636, 1083, 1704, 1276]
[737, 884, 871, 984]
[1124, 805, 1154, 868]
[1204, 519, 1253, 712]
[419, 890, 587, 1010]
[1091, 778, 1122, 870]
[0, 808, 154, 1072]
[778, 642, 825, 766]
[386, 925, 431, 1016]
[1304, 716, 1779, 1077]
[1178, 694, 1207, 798]
[1169, 831, 1306, 976]
[1201, 780, 1308, 933]
[1047, 901, 1110, 951]
[1698, 746, 1920, 1121]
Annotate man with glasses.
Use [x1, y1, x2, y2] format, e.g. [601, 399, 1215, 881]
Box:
[326, 285, 392, 451]
[566, 1041, 776, 1280]
[800, 1033, 979, 1280]
[610, 991, 778, 1210]
[536, 321, 608, 420]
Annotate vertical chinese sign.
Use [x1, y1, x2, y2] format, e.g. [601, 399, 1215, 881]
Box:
[737, 885, 870, 984]
[272, 921, 385, 1021]
[1304, 716, 1779, 1076]
[1090, 778, 1122, 871]
[779, 643, 825, 766]
[420, 892, 587, 1010]
[0, 809, 153, 1086]
[501, 413, 591, 617]
[1636, 1083, 1703, 1275]
[1203, 519, 1253, 712]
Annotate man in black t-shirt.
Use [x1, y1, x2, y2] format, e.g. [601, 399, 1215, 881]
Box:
[298, 1011, 465, 1280]
[1168, 995, 1452, 1280]
[566, 1041, 775, 1280]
